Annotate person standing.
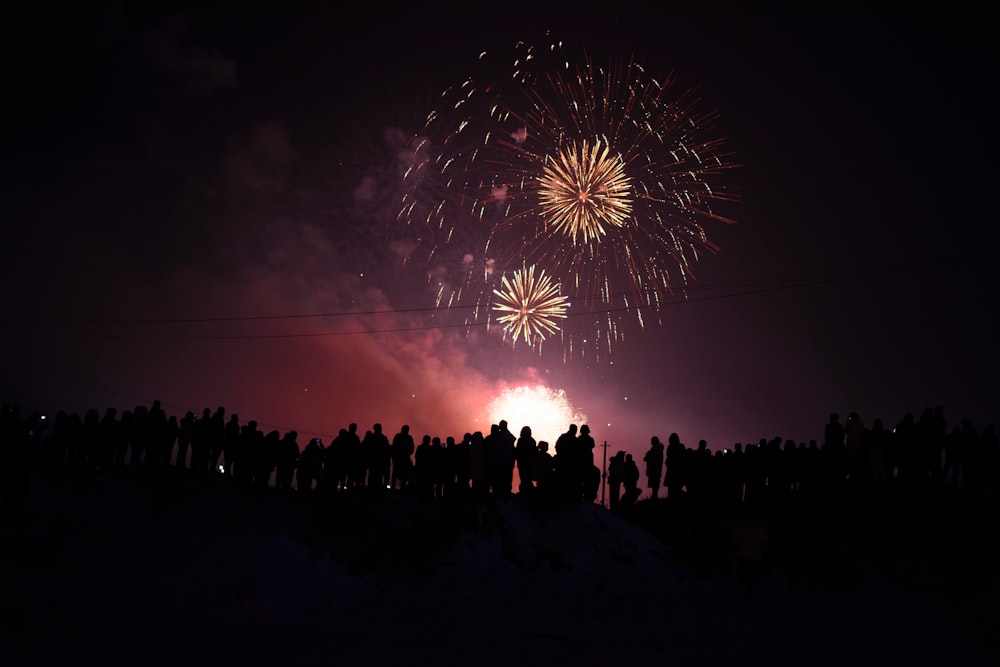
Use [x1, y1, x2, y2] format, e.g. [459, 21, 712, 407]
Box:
[644, 436, 665, 499]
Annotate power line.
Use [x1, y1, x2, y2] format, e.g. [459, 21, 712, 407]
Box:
[0, 257, 967, 341]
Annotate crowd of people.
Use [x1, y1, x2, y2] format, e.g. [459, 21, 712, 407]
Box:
[3, 398, 999, 598]
[1, 400, 998, 513]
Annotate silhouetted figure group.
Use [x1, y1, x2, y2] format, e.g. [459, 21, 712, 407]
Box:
[2, 398, 998, 597]
[3, 399, 998, 508]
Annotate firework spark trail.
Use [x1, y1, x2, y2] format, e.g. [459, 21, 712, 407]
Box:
[399, 36, 738, 361]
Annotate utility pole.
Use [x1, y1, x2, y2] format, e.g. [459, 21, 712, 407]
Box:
[600, 440, 609, 508]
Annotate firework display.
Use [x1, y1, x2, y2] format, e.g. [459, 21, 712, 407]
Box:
[400, 37, 738, 359]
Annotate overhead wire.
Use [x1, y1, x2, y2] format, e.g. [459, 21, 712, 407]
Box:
[0, 256, 963, 341]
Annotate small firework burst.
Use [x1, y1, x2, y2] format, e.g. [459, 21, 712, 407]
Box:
[491, 265, 568, 348]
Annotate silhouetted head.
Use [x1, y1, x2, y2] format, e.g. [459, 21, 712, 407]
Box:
[499, 419, 509, 431]
[401, 425, 410, 434]
[374, 423, 382, 433]
[538, 441, 549, 453]
[651, 436, 660, 446]
[580, 424, 590, 435]
[568, 424, 578, 435]
[349, 423, 357, 433]
[520, 425, 531, 438]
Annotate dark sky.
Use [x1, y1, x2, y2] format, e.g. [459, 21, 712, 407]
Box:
[2, 3, 997, 456]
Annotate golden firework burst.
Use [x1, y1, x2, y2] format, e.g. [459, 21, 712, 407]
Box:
[537, 138, 633, 243]
[492, 265, 569, 346]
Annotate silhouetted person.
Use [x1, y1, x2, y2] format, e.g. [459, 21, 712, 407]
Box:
[209, 407, 226, 474]
[941, 425, 963, 484]
[79, 408, 99, 470]
[665, 432, 685, 499]
[235, 419, 260, 489]
[223, 413, 240, 477]
[114, 410, 131, 469]
[469, 430, 487, 501]
[297, 437, 324, 496]
[96, 407, 118, 471]
[722, 444, 746, 505]
[345, 423, 364, 489]
[892, 413, 918, 482]
[414, 434, 433, 499]
[845, 411, 865, 484]
[275, 430, 300, 493]
[324, 428, 348, 491]
[822, 412, 848, 485]
[576, 424, 596, 498]
[919, 405, 946, 482]
[866, 418, 890, 484]
[177, 411, 195, 469]
[553, 424, 578, 501]
[607, 451, 626, 512]
[165, 414, 179, 470]
[146, 400, 169, 467]
[824, 412, 844, 449]
[692, 439, 714, 498]
[130, 404, 150, 469]
[453, 433, 472, 493]
[488, 421, 516, 497]
[443, 435, 460, 497]
[366, 423, 391, 489]
[530, 441, 553, 497]
[391, 425, 415, 490]
[257, 430, 280, 490]
[621, 454, 640, 506]
[515, 425, 536, 493]
[555, 424, 577, 460]
[644, 436, 665, 499]
[430, 436, 448, 499]
[191, 408, 212, 473]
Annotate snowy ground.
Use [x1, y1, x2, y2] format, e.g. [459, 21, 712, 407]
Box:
[2, 467, 998, 665]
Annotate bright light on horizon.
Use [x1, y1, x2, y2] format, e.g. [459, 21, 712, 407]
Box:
[487, 384, 588, 446]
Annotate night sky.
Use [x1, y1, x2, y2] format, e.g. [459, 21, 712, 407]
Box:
[2, 3, 997, 460]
